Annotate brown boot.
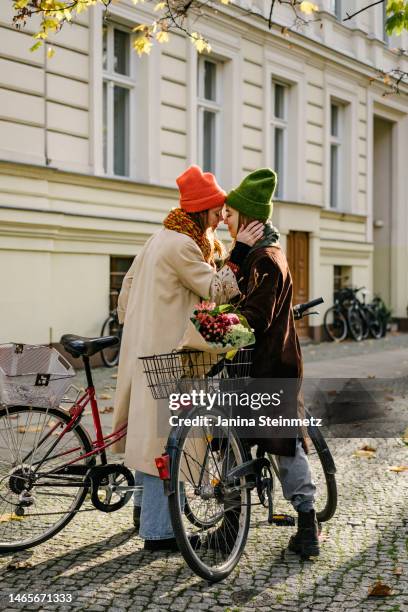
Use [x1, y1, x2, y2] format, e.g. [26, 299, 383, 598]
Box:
[288, 509, 320, 559]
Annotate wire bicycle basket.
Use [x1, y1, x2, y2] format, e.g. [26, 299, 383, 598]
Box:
[0, 343, 75, 408]
[139, 348, 254, 400]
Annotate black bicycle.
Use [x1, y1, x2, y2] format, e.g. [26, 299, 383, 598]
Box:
[324, 287, 383, 342]
[140, 298, 337, 582]
[100, 310, 122, 367]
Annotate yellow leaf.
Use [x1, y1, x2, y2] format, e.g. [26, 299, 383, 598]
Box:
[133, 24, 148, 32]
[353, 449, 375, 458]
[47, 47, 55, 58]
[300, 1, 319, 15]
[99, 393, 112, 400]
[133, 36, 153, 56]
[191, 33, 211, 54]
[403, 427, 408, 445]
[156, 30, 169, 44]
[154, 1, 166, 11]
[30, 41, 43, 52]
[220, 0, 230, 4]
[0, 513, 24, 523]
[389, 465, 408, 472]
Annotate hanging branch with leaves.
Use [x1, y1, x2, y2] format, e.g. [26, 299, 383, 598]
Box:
[11, 0, 319, 56]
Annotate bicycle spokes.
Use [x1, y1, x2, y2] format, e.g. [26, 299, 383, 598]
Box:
[0, 406, 90, 549]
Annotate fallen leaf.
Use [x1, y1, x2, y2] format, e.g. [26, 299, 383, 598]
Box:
[388, 465, 408, 473]
[111, 374, 118, 379]
[99, 393, 112, 400]
[327, 390, 337, 396]
[361, 444, 376, 452]
[368, 581, 393, 597]
[100, 406, 113, 414]
[17, 425, 43, 434]
[385, 396, 395, 402]
[0, 513, 24, 523]
[367, 375, 376, 379]
[393, 566, 403, 575]
[353, 449, 375, 458]
[6, 560, 34, 570]
[402, 427, 408, 445]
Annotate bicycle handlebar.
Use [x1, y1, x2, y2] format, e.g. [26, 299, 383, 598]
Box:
[293, 297, 324, 319]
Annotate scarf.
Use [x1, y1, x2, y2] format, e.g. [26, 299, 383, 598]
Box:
[163, 208, 223, 265]
[247, 220, 280, 256]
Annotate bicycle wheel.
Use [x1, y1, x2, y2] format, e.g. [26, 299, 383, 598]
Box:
[100, 315, 121, 368]
[323, 306, 347, 342]
[347, 307, 364, 342]
[367, 309, 384, 339]
[267, 420, 337, 524]
[168, 406, 251, 582]
[0, 405, 93, 552]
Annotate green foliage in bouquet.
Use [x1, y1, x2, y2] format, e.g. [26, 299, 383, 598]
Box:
[191, 301, 255, 350]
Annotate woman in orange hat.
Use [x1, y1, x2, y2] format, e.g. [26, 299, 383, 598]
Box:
[111, 165, 264, 551]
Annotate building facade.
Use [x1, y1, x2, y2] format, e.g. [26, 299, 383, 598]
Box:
[0, 0, 407, 344]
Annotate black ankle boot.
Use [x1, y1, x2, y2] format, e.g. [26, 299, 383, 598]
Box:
[288, 509, 320, 559]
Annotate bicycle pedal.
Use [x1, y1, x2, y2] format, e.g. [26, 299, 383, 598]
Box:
[271, 514, 295, 526]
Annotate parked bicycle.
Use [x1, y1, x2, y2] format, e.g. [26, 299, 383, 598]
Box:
[140, 297, 337, 581]
[100, 309, 122, 367]
[0, 298, 336, 583]
[324, 287, 384, 342]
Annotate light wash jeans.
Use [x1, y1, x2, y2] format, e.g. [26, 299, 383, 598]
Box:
[134, 438, 316, 540]
[133, 471, 185, 540]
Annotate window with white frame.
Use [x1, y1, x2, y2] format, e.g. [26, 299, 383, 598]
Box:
[197, 58, 222, 175]
[270, 81, 288, 199]
[102, 24, 134, 177]
[330, 0, 342, 20]
[329, 102, 343, 209]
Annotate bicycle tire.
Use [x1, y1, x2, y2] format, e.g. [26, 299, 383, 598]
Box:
[0, 405, 93, 553]
[267, 422, 337, 524]
[168, 406, 251, 582]
[367, 309, 384, 339]
[347, 307, 364, 342]
[100, 315, 121, 368]
[305, 423, 337, 522]
[323, 306, 348, 342]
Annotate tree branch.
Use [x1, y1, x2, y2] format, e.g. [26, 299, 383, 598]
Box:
[343, 0, 384, 23]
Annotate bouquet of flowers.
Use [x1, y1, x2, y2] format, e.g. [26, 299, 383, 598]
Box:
[178, 301, 255, 354]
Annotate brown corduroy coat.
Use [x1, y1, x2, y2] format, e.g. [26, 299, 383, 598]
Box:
[237, 244, 304, 456]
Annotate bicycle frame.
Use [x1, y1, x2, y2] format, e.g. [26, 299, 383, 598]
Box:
[20, 355, 127, 478]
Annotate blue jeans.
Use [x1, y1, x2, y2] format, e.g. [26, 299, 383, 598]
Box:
[133, 471, 185, 540]
[134, 439, 315, 539]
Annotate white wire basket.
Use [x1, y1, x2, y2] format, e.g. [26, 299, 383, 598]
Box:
[0, 343, 76, 408]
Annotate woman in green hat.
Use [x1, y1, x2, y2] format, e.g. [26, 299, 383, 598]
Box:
[223, 168, 320, 559]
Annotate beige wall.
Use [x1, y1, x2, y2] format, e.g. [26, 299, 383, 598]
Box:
[0, 0, 407, 342]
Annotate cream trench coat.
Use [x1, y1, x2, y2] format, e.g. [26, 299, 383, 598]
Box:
[111, 227, 239, 476]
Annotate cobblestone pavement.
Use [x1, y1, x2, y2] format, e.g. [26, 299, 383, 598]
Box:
[1, 337, 407, 612]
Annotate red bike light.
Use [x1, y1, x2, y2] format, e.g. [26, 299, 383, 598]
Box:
[155, 454, 171, 480]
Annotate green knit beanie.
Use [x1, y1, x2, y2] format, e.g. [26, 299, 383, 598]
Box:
[226, 168, 277, 222]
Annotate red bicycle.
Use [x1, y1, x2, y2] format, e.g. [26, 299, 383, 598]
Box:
[0, 334, 137, 553]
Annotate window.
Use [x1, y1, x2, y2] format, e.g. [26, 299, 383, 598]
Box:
[197, 58, 222, 174]
[334, 265, 351, 294]
[103, 25, 133, 177]
[110, 256, 133, 310]
[329, 102, 342, 209]
[271, 81, 288, 199]
[330, 0, 342, 19]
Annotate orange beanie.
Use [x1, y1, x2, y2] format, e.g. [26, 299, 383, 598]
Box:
[176, 165, 226, 212]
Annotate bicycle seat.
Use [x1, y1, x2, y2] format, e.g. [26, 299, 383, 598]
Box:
[60, 334, 119, 359]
